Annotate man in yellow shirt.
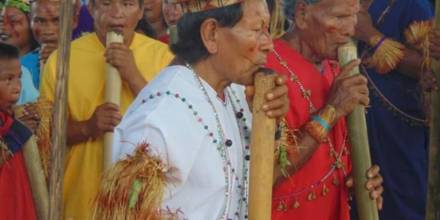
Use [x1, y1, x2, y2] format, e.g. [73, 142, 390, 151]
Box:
[39, 0, 173, 218]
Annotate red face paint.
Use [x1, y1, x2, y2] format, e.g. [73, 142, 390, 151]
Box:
[1, 7, 32, 54]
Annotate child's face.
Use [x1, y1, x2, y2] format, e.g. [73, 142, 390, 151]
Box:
[0, 58, 21, 112]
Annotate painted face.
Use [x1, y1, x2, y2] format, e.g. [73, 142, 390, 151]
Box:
[214, 0, 273, 86]
[31, 2, 60, 45]
[90, 0, 143, 44]
[299, 0, 360, 60]
[0, 58, 21, 112]
[162, 0, 182, 26]
[143, 0, 162, 23]
[0, 7, 32, 55]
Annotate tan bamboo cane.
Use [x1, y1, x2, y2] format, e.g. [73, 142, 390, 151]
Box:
[338, 41, 379, 220]
[103, 32, 123, 171]
[426, 1, 440, 219]
[48, 0, 74, 218]
[248, 69, 276, 220]
[22, 136, 49, 220]
[169, 25, 178, 45]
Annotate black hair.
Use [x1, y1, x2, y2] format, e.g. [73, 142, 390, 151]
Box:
[26, 16, 39, 52]
[136, 18, 157, 38]
[170, 3, 243, 64]
[0, 42, 20, 60]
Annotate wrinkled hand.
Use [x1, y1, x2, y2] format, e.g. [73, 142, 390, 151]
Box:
[86, 103, 122, 139]
[17, 104, 40, 132]
[327, 60, 369, 119]
[104, 42, 140, 82]
[245, 74, 289, 119]
[354, 0, 380, 43]
[430, 29, 440, 60]
[346, 165, 384, 210]
[40, 43, 58, 63]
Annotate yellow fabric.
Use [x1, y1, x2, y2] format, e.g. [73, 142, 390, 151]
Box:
[40, 33, 174, 220]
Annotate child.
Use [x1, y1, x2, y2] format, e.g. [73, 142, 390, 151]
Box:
[0, 42, 37, 220]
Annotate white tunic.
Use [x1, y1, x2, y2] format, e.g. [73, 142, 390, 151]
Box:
[112, 65, 252, 220]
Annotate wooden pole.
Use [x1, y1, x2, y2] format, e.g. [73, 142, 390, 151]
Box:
[248, 69, 276, 220]
[338, 41, 379, 220]
[48, 0, 74, 218]
[103, 32, 123, 171]
[426, 1, 440, 219]
[22, 136, 49, 220]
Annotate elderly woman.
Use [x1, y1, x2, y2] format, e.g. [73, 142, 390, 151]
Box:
[266, 0, 384, 219]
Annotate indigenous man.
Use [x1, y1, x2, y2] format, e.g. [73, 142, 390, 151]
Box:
[352, 0, 434, 219]
[0, 42, 37, 220]
[39, 0, 173, 218]
[266, 0, 384, 219]
[106, 0, 290, 218]
[21, 0, 80, 90]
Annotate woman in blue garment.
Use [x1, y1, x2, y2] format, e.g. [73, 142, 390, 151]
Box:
[352, 0, 434, 219]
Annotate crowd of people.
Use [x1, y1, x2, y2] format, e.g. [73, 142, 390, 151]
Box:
[0, 0, 439, 219]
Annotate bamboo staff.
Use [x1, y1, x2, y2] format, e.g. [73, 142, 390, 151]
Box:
[48, 0, 74, 218]
[426, 1, 440, 219]
[13, 106, 50, 220]
[22, 136, 49, 220]
[169, 25, 178, 45]
[103, 32, 123, 171]
[248, 69, 276, 220]
[338, 41, 379, 220]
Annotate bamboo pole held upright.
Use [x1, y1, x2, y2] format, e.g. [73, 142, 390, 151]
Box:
[338, 41, 379, 220]
[48, 0, 74, 219]
[426, 1, 440, 219]
[23, 136, 49, 220]
[103, 32, 123, 171]
[248, 69, 276, 220]
[169, 25, 178, 45]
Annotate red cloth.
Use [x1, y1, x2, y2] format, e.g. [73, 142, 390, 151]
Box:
[267, 39, 351, 220]
[158, 34, 170, 44]
[0, 111, 13, 136]
[0, 112, 37, 220]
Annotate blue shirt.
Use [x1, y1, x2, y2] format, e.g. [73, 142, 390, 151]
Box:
[21, 49, 40, 89]
[17, 66, 39, 105]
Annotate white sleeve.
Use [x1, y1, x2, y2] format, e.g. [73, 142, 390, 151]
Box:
[112, 100, 205, 204]
[112, 108, 168, 164]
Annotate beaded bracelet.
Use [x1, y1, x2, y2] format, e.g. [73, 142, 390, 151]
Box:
[366, 34, 405, 74]
[304, 105, 337, 143]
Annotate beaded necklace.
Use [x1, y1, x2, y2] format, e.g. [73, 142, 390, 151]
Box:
[137, 65, 251, 218]
[272, 49, 348, 210]
[139, 87, 250, 219]
[187, 64, 250, 219]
